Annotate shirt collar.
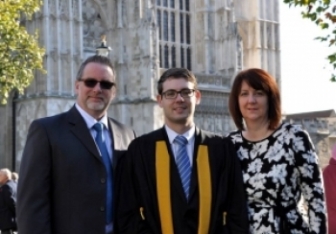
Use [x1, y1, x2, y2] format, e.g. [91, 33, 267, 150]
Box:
[75, 103, 109, 130]
[164, 125, 195, 144]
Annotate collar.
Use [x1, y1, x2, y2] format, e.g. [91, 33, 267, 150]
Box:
[164, 125, 195, 144]
[75, 103, 109, 129]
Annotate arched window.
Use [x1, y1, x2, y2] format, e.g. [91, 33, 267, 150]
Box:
[187, 47, 191, 70]
[163, 11, 168, 41]
[171, 46, 176, 67]
[186, 14, 190, 44]
[180, 13, 184, 43]
[159, 45, 163, 67]
[157, 0, 192, 69]
[164, 45, 169, 68]
[171, 12, 175, 42]
[170, 0, 175, 8]
[157, 10, 162, 40]
[181, 47, 185, 67]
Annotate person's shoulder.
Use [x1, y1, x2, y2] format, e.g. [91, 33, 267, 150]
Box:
[280, 122, 308, 137]
[6, 180, 17, 190]
[196, 129, 224, 144]
[280, 121, 301, 131]
[280, 122, 315, 150]
[197, 128, 243, 142]
[31, 111, 68, 127]
[127, 128, 163, 151]
[0, 181, 16, 193]
[109, 117, 130, 128]
[225, 129, 242, 144]
[323, 159, 336, 173]
[199, 129, 223, 139]
[133, 128, 162, 141]
[109, 117, 134, 132]
[227, 129, 240, 137]
[197, 129, 239, 149]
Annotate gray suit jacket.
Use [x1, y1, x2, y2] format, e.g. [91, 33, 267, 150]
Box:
[17, 106, 135, 234]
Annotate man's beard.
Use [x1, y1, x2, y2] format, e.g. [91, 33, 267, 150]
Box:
[87, 101, 105, 111]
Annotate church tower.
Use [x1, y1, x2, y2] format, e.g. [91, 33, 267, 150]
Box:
[235, 0, 281, 82]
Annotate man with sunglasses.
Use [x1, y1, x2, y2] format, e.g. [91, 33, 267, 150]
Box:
[17, 55, 135, 234]
[115, 68, 248, 234]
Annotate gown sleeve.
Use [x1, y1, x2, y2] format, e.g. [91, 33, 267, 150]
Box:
[293, 128, 327, 234]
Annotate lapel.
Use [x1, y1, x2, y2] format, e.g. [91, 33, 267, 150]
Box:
[108, 118, 121, 171]
[66, 106, 102, 162]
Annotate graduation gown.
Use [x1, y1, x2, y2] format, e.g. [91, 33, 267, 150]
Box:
[115, 127, 248, 234]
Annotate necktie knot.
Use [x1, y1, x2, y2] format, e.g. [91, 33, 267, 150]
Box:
[93, 122, 104, 133]
[175, 135, 188, 146]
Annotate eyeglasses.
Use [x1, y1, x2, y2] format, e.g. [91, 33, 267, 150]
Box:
[161, 89, 195, 99]
[78, 78, 115, 90]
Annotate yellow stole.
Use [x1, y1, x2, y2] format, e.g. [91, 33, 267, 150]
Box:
[155, 141, 212, 234]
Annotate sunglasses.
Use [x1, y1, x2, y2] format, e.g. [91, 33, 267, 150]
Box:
[78, 78, 115, 90]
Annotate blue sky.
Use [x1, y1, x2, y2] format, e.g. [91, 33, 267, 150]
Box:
[280, 2, 336, 114]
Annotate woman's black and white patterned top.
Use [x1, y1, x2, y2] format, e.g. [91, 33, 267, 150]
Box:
[228, 122, 326, 234]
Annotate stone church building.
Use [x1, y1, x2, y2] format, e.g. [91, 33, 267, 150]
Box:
[285, 109, 336, 169]
[0, 0, 281, 169]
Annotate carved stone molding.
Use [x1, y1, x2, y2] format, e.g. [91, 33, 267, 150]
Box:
[82, 0, 109, 49]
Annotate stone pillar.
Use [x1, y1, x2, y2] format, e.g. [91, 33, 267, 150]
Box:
[234, 0, 281, 84]
[14, 0, 83, 169]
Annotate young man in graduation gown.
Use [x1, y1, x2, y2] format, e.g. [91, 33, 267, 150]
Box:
[115, 68, 249, 234]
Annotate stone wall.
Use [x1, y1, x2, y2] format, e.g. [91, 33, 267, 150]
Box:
[285, 117, 336, 169]
[0, 0, 281, 170]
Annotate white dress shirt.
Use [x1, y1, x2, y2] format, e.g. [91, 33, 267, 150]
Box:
[75, 103, 113, 161]
[164, 125, 195, 166]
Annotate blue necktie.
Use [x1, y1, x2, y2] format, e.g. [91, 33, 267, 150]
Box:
[175, 135, 191, 199]
[93, 123, 113, 224]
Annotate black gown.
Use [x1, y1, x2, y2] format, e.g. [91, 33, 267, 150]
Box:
[115, 127, 249, 234]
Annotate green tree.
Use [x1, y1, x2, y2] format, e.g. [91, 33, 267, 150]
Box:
[283, 0, 336, 81]
[0, 0, 45, 104]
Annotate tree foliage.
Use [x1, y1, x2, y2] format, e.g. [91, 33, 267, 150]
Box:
[283, 0, 336, 81]
[0, 0, 45, 105]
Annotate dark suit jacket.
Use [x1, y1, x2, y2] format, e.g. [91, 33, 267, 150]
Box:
[17, 106, 135, 234]
[0, 180, 17, 231]
[115, 127, 248, 234]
